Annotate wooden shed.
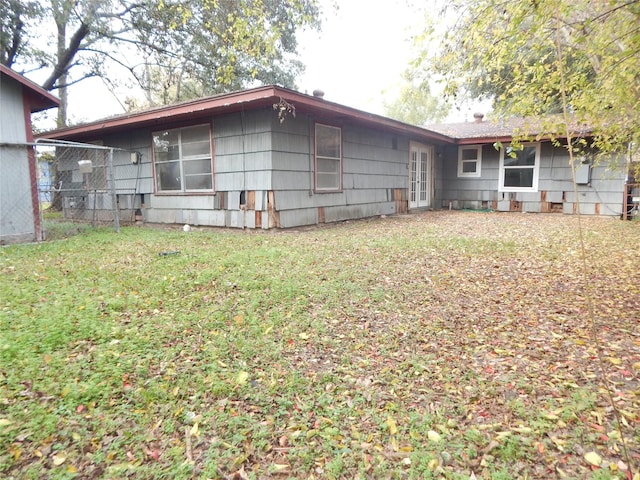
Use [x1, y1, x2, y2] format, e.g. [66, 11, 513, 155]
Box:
[0, 65, 59, 244]
[40, 86, 451, 229]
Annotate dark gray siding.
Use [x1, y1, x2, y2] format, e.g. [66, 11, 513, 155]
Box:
[439, 142, 626, 216]
[58, 108, 421, 229]
[271, 117, 411, 228]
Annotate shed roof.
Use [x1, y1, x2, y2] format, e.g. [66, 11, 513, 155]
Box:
[40, 85, 454, 144]
[427, 115, 593, 145]
[0, 65, 60, 113]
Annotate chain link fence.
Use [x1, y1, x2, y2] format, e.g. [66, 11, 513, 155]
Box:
[1, 140, 143, 244]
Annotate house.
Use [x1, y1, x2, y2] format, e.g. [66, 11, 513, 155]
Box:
[39, 85, 451, 229]
[39, 85, 629, 230]
[0, 65, 60, 244]
[429, 114, 629, 216]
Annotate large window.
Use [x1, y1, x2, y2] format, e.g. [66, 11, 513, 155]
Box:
[499, 142, 540, 192]
[153, 124, 213, 192]
[315, 124, 342, 191]
[458, 145, 482, 177]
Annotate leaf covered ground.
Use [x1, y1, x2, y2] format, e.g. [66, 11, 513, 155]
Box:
[1, 211, 639, 479]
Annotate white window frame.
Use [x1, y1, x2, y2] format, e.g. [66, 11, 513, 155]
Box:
[499, 142, 541, 192]
[457, 145, 482, 178]
[314, 123, 342, 192]
[153, 124, 213, 193]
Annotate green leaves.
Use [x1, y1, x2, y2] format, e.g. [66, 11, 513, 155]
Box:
[422, 0, 640, 156]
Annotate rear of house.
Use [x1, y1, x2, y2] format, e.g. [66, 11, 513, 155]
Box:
[431, 116, 628, 216]
[40, 86, 450, 229]
[40, 88, 630, 231]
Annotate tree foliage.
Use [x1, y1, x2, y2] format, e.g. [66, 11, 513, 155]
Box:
[383, 72, 450, 126]
[421, 0, 640, 156]
[1, 0, 321, 125]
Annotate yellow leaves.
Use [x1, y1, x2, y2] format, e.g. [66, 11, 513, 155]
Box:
[386, 415, 398, 435]
[427, 430, 442, 442]
[235, 371, 250, 385]
[607, 356, 622, 365]
[584, 451, 602, 466]
[52, 453, 67, 466]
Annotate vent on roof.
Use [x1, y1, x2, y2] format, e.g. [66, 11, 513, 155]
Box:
[473, 112, 485, 123]
[312, 89, 325, 99]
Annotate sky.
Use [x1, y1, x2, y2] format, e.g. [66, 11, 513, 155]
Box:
[51, 0, 483, 126]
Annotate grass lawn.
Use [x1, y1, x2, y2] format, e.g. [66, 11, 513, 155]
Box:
[1, 211, 638, 479]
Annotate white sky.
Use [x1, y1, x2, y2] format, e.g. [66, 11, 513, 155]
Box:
[49, 0, 483, 126]
[296, 0, 423, 113]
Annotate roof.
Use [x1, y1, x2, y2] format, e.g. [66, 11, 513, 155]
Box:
[427, 114, 594, 145]
[39, 85, 453, 144]
[0, 65, 60, 113]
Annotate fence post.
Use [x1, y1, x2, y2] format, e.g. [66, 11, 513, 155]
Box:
[108, 148, 120, 233]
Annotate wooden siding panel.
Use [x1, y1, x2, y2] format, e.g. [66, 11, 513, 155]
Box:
[149, 195, 215, 209]
[345, 158, 406, 175]
[275, 190, 345, 210]
[272, 131, 311, 154]
[345, 188, 389, 204]
[245, 171, 272, 190]
[214, 132, 272, 156]
[215, 172, 245, 191]
[278, 208, 318, 228]
[271, 152, 311, 171]
[215, 152, 271, 172]
[324, 202, 395, 223]
[350, 173, 406, 189]
[272, 171, 312, 191]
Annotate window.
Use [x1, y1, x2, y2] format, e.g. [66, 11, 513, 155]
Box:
[458, 145, 482, 177]
[315, 124, 342, 191]
[153, 124, 213, 192]
[499, 142, 540, 192]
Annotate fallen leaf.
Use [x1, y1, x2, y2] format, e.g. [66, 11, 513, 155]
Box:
[584, 451, 602, 466]
[235, 371, 250, 385]
[272, 463, 290, 472]
[52, 453, 67, 466]
[427, 430, 442, 442]
[386, 415, 398, 435]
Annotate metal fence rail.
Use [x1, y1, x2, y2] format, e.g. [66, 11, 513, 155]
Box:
[1, 140, 141, 244]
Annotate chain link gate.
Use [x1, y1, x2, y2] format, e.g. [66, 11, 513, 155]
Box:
[1, 140, 142, 244]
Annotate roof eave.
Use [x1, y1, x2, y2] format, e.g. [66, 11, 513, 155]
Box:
[39, 85, 454, 145]
[0, 65, 60, 112]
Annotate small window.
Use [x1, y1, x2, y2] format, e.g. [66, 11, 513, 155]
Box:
[153, 124, 213, 193]
[499, 142, 540, 192]
[457, 145, 482, 177]
[315, 124, 342, 191]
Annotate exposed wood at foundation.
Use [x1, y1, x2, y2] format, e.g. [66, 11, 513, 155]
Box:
[267, 191, 279, 228]
[318, 207, 325, 224]
[394, 188, 408, 214]
[247, 191, 255, 210]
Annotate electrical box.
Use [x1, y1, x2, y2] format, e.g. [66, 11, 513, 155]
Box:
[575, 162, 591, 185]
[78, 160, 93, 174]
